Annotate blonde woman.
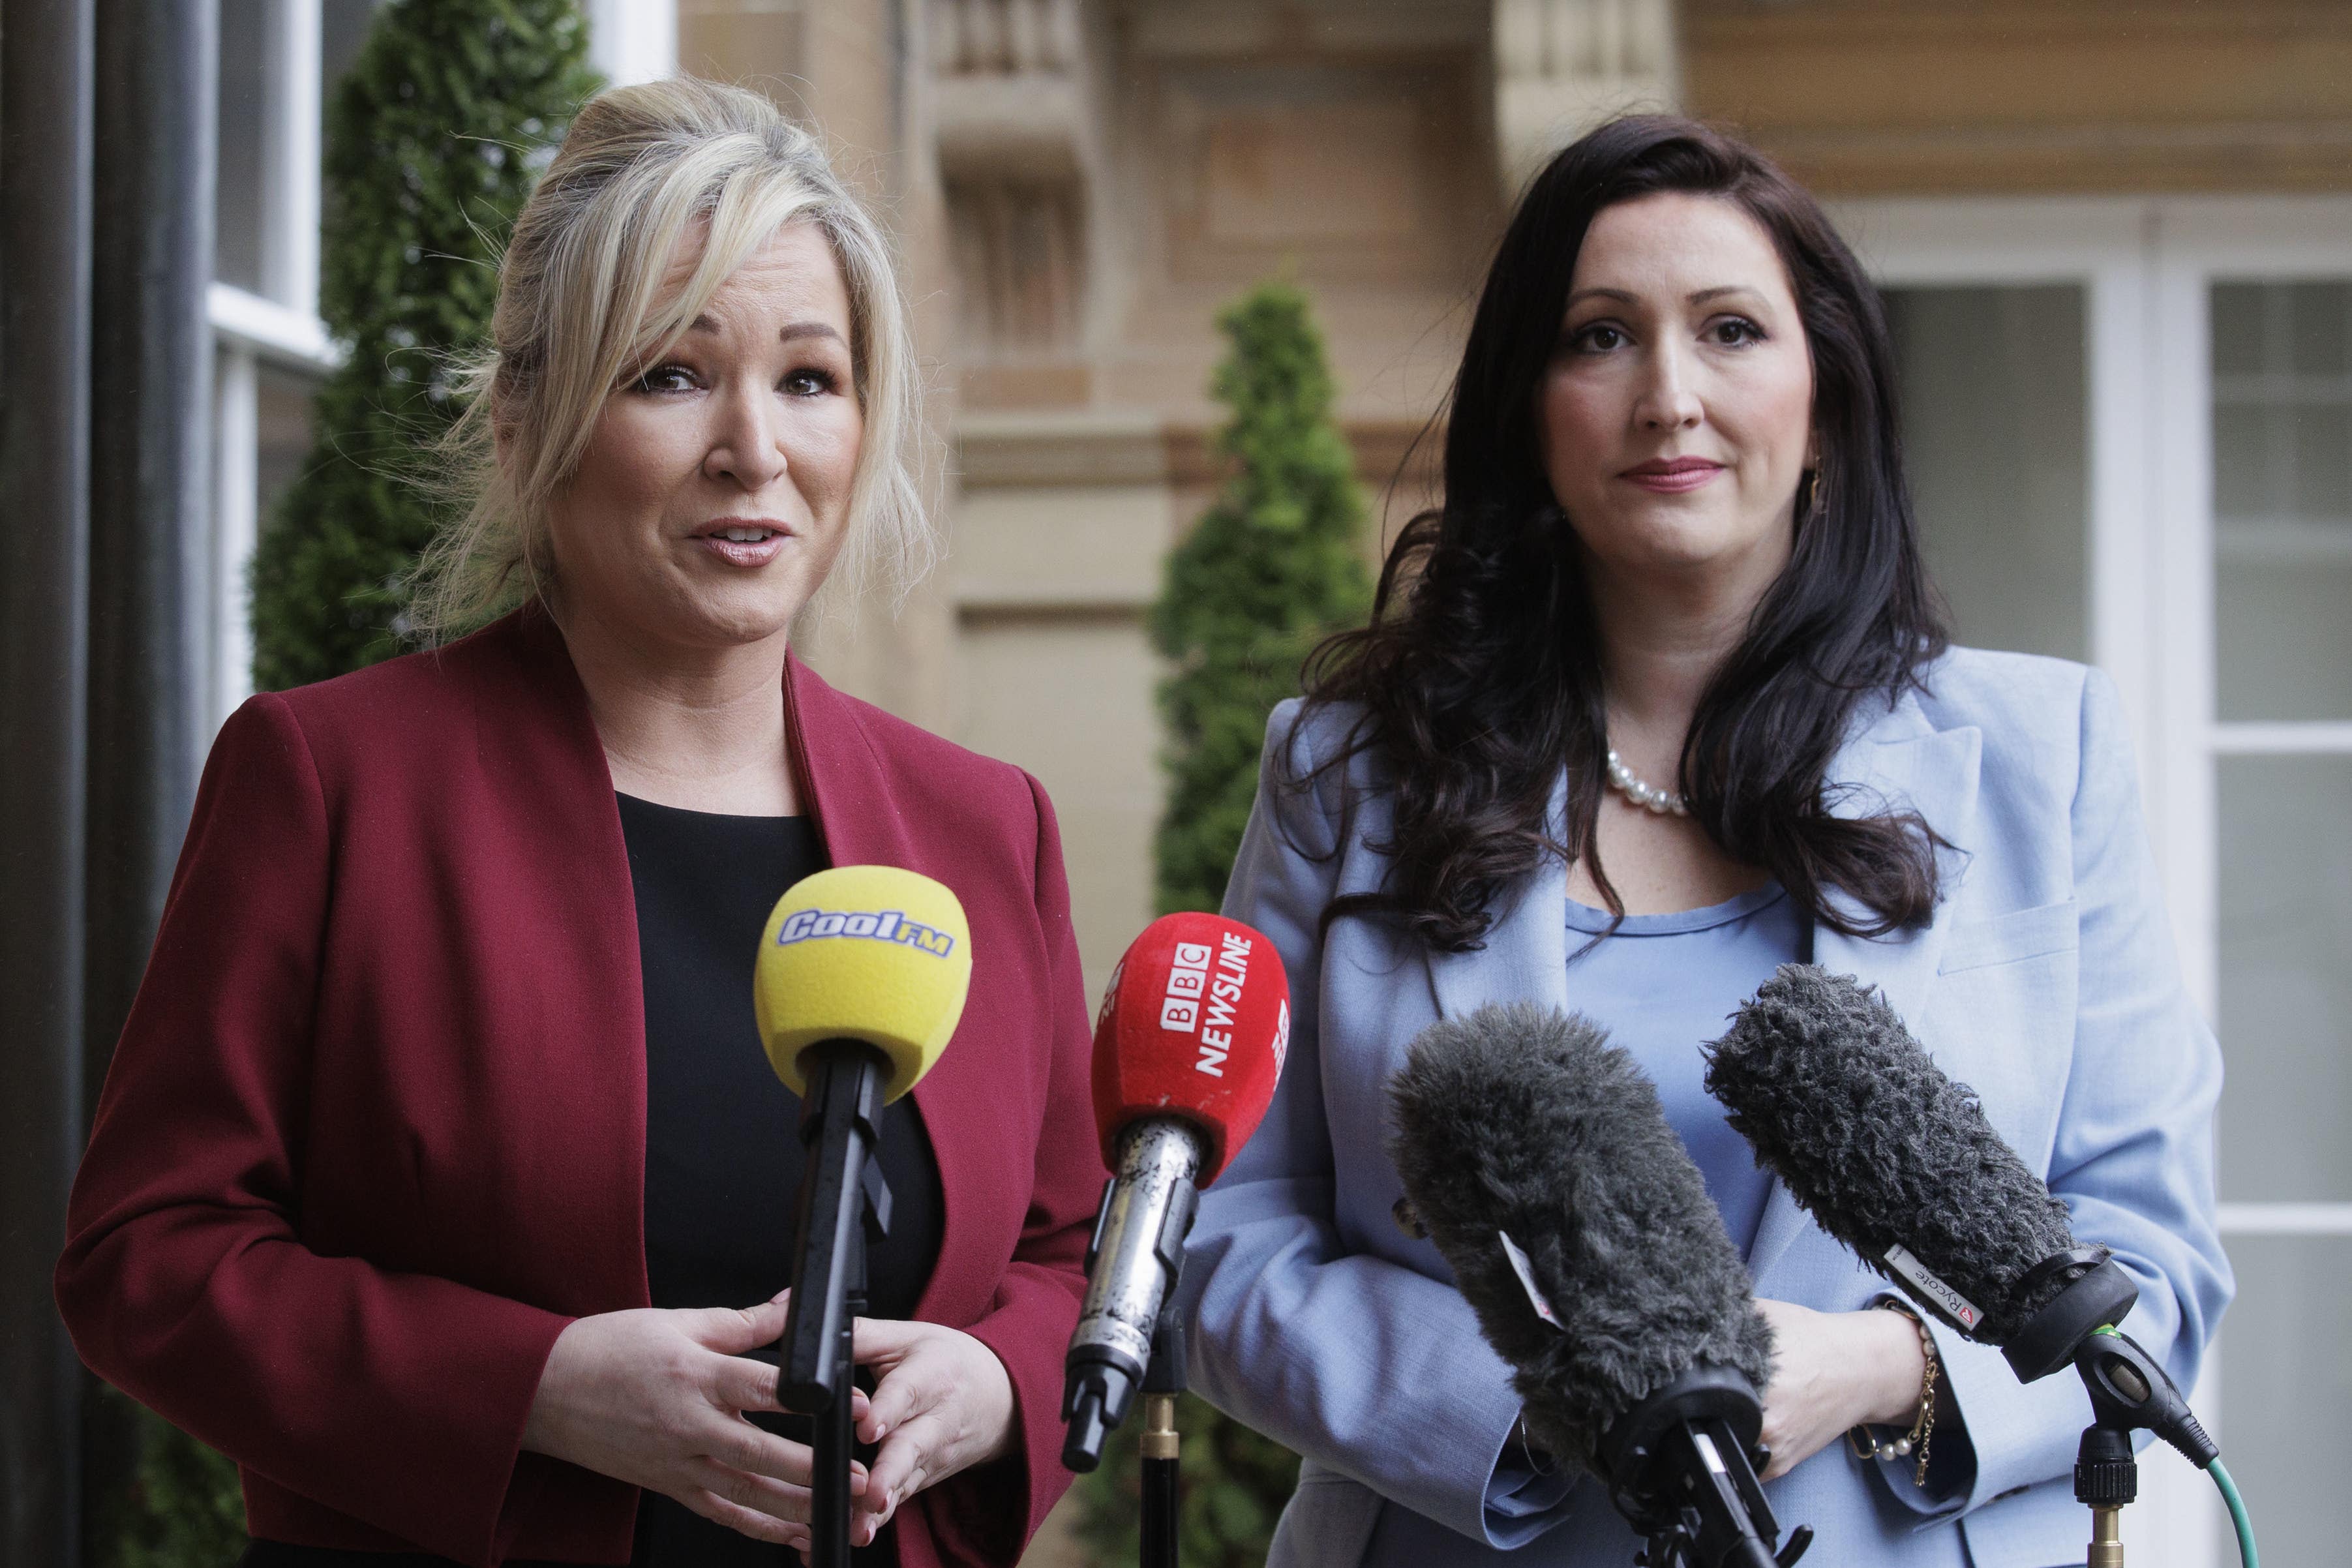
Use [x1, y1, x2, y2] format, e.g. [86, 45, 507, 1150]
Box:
[56, 80, 1102, 1568]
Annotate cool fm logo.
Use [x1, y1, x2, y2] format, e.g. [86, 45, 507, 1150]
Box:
[774, 907, 956, 958]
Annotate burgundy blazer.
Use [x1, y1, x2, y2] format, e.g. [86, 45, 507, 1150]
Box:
[55, 608, 1106, 1567]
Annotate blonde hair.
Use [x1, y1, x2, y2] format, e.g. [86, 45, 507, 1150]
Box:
[409, 77, 931, 641]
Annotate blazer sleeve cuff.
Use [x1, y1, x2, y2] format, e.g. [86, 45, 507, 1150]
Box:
[1860, 1295, 1980, 1522]
[226, 1275, 576, 1567]
[1482, 1417, 1577, 1545]
[1882, 1306, 2085, 1527]
[1183, 1181, 1576, 1548]
[920, 1261, 1086, 1563]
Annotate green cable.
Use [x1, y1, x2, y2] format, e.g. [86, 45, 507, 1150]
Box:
[2208, 1458, 2258, 1568]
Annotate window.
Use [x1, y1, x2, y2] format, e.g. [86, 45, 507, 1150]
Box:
[2201, 264, 2352, 1568]
[1841, 192, 2352, 1568]
[205, 3, 671, 729]
[207, 1, 379, 731]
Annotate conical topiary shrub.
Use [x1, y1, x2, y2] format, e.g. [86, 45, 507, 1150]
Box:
[250, 0, 599, 689]
[1149, 281, 1374, 916]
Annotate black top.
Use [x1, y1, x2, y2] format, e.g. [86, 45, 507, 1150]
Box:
[622, 792, 942, 1568]
[623, 792, 943, 1327]
[242, 796, 942, 1568]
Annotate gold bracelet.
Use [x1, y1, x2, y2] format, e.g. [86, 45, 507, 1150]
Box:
[1844, 1299, 1937, 1485]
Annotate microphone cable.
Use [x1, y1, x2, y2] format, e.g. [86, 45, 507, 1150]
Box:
[2209, 1458, 2257, 1568]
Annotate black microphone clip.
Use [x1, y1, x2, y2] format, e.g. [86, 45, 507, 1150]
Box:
[1060, 1156, 1199, 1473]
[1599, 1364, 1813, 1568]
[1997, 1250, 2212, 1466]
[2002, 1247, 2136, 1382]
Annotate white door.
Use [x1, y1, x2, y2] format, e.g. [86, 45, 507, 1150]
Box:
[1839, 193, 2352, 1568]
[2162, 200, 2352, 1568]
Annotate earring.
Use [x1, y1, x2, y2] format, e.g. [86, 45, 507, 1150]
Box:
[1804, 452, 1832, 524]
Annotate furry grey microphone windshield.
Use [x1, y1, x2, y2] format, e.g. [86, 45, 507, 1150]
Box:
[1702, 963, 2079, 1343]
[1387, 1002, 1773, 1470]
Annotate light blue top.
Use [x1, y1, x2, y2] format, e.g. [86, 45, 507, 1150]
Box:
[1561, 882, 1808, 1260]
[1178, 649, 2233, 1568]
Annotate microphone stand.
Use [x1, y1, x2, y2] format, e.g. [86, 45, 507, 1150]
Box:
[1139, 1298, 1186, 1568]
[780, 1043, 895, 1568]
[2066, 1327, 2216, 1568]
[1995, 1254, 2223, 1568]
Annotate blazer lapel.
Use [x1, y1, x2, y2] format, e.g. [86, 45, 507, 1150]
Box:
[784, 650, 912, 869]
[1424, 772, 1574, 1022]
[784, 653, 997, 1325]
[1407, 695, 1983, 1288]
[1745, 694, 1983, 1283]
[469, 608, 657, 1306]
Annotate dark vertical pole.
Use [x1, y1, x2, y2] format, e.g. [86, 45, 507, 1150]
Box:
[87, 0, 217, 1149]
[1140, 1304, 1187, 1568]
[85, 2, 220, 1549]
[0, 2, 98, 1566]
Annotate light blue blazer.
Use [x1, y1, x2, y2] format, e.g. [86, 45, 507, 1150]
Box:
[1179, 648, 2233, 1568]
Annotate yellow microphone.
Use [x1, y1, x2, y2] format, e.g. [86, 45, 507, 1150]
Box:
[754, 866, 972, 1425]
[754, 865, 971, 1101]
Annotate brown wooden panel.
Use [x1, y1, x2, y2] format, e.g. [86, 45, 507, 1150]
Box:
[1685, 0, 2352, 194]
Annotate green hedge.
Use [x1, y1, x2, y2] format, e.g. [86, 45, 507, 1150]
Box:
[1078, 282, 1371, 1563]
[250, 0, 597, 689]
[100, 1396, 247, 1568]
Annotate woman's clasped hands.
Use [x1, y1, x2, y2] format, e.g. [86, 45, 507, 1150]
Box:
[1752, 1298, 1931, 1481]
[520, 1288, 1016, 1551]
[839, 1314, 1018, 1550]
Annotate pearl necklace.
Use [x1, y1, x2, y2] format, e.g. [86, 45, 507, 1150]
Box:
[1605, 747, 1689, 817]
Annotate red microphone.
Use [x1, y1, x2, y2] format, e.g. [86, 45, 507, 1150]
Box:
[1061, 912, 1289, 1470]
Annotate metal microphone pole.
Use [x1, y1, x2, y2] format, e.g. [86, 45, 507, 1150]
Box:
[809, 1162, 889, 1568]
[782, 1046, 893, 1568]
[1139, 1295, 1185, 1568]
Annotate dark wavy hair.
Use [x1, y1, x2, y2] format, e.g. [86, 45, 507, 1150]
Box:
[1301, 115, 1949, 952]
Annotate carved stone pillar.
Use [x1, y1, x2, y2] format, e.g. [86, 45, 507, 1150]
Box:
[931, 0, 1094, 382]
[1493, 0, 1681, 194]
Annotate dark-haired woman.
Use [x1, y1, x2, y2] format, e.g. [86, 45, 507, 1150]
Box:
[1177, 117, 2230, 1568]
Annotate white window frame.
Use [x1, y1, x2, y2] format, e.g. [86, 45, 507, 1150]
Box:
[2147, 197, 2352, 1048]
[585, 0, 678, 86]
[1828, 197, 2175, 877]
[1827, 192, 2352, 1568]
[208, 1, 340, 735]
[1836, 199, 2214, 1568]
